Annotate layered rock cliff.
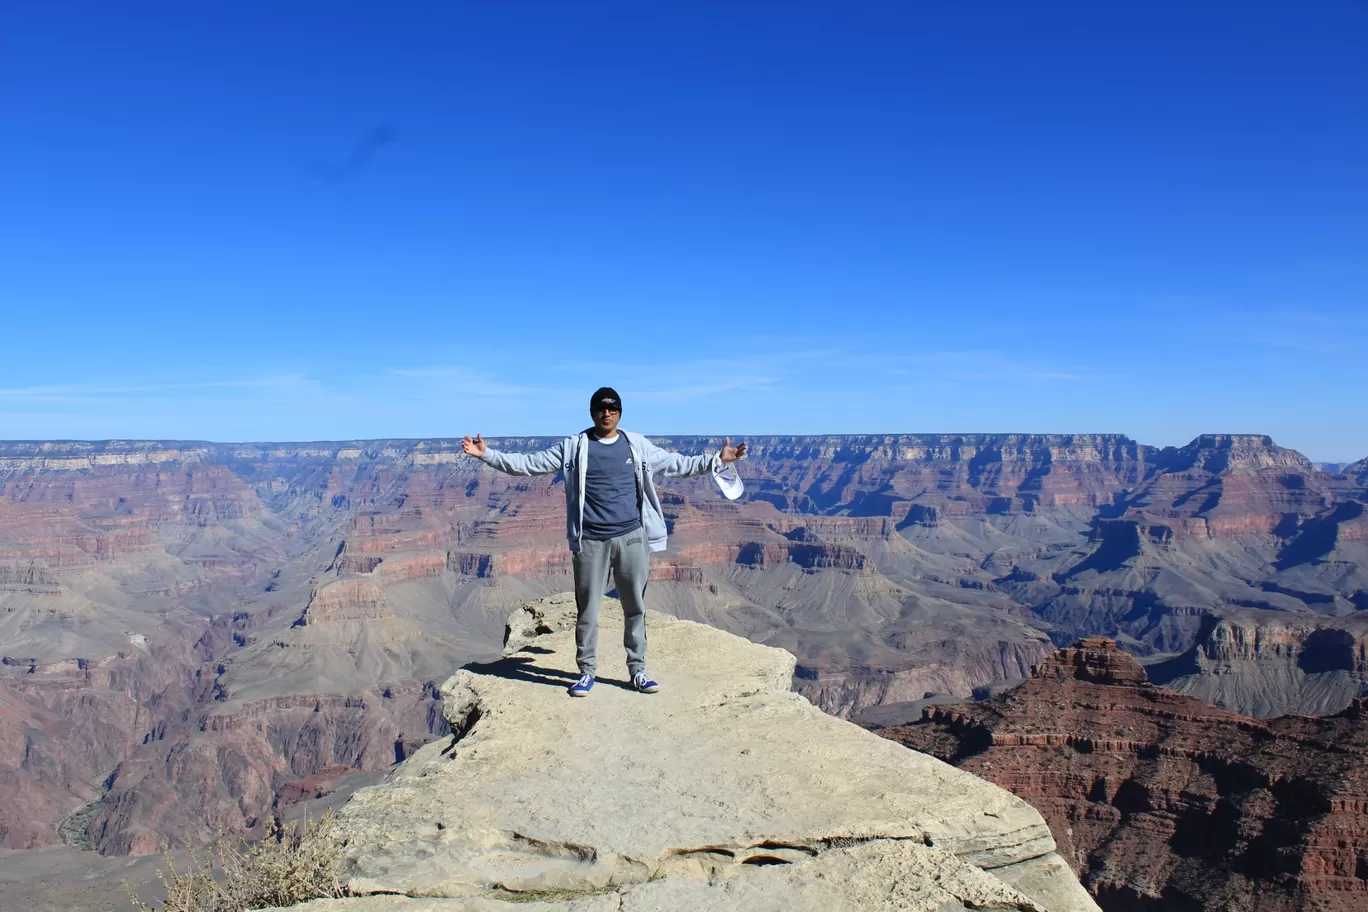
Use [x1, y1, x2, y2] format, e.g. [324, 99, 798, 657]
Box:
[0, 607, 210, 849]
[1345, 457, 1368, 485]
[879, 639, 1368, 911]
[1, 433, 1366, 860]
[1148, 612, 1368, 717]
[277, 595, 1097, 912]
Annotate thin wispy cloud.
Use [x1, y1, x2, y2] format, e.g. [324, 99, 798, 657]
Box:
[550, 355, 784, 401]
[0, 330, 1357, 459]
[544, 344, 1093, 414]
[387, 368, 550, 398]
[1028, 290, 1216, 308]
[1234, 309, 1368, 356]
[0, 343, 1090, 436]
[0, 376, 308, 403]
[869, 350, 1094, 384]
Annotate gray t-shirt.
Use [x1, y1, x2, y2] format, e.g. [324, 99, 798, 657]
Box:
[582, 433, 641, 541]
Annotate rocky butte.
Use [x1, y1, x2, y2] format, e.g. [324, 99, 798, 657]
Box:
[879, 638, 1368, 911]
[268, 594, 1099, 912]
[0, 433, 1365, 886]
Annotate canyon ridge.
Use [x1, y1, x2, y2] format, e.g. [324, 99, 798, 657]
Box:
[1, 433, 1365, 900]
[880, 637, 1368, 911]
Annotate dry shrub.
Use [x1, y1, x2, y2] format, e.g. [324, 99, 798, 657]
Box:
[127, 810, 349, 911]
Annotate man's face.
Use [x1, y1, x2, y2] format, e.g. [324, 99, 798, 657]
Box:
[592, 406, 620, 434]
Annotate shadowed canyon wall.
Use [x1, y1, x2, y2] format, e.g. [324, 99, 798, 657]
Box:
[880, 639, 1368, 911]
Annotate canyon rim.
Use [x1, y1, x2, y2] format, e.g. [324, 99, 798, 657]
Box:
[1, 432, 1366, 910]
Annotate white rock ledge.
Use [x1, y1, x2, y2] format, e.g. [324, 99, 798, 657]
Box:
[280, 594, 1097, 912]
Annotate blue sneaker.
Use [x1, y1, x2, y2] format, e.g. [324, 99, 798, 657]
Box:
[568, 673, 595, 697]
[631, 671, 660, 694]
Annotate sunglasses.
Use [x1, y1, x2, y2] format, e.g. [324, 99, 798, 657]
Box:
[593, 403, 621, 413]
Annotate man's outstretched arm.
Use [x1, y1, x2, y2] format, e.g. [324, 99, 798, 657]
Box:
[646, 436, 747, 478]
[462, 433, 566, 476]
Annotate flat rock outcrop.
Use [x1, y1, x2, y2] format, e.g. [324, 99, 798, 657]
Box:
[298, 594, 1097, 912]
[1032, 636, 1148, 686]
[302, 580, 395, 623]
[880, 638, 1368, 911]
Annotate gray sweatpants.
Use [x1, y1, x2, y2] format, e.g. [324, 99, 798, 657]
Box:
[572, 529, 650, 677]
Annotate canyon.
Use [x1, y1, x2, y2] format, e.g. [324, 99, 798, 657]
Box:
[0, 433, 1365, 898]
[879, 638, 1368, 911]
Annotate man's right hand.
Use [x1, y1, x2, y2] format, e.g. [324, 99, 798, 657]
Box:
[461, 434, 486, 458]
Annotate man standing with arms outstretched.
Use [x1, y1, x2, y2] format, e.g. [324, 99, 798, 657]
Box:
[461, 387, 746, 697]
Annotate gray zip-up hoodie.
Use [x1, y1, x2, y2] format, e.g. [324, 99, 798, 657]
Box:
[478, 430, 738, 553]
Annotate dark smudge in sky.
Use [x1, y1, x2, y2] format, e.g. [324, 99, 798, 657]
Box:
[312, 123, 399, 182]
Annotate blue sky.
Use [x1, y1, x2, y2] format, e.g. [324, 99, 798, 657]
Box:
[1, 2, 1365, 461]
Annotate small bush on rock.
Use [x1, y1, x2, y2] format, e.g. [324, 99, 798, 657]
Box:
[127, 810, 349, 912]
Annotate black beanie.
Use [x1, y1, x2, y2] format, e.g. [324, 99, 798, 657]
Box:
[589, 387, 623, 412]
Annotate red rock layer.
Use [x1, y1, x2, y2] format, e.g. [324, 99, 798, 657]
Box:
[1035, 636, 1149, 686]
[0, 609, 210, 849]
[301, 579, 394, 623]
[879, 639, 1368, 911]
[89, 682, 442, 855]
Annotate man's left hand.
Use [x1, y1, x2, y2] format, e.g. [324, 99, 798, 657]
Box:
[720, 437, 747, 464]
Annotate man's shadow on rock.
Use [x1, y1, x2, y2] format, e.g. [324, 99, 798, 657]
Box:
[465, 651, 633, 691]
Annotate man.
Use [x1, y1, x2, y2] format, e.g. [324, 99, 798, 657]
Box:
[461, 387, 745, 697]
